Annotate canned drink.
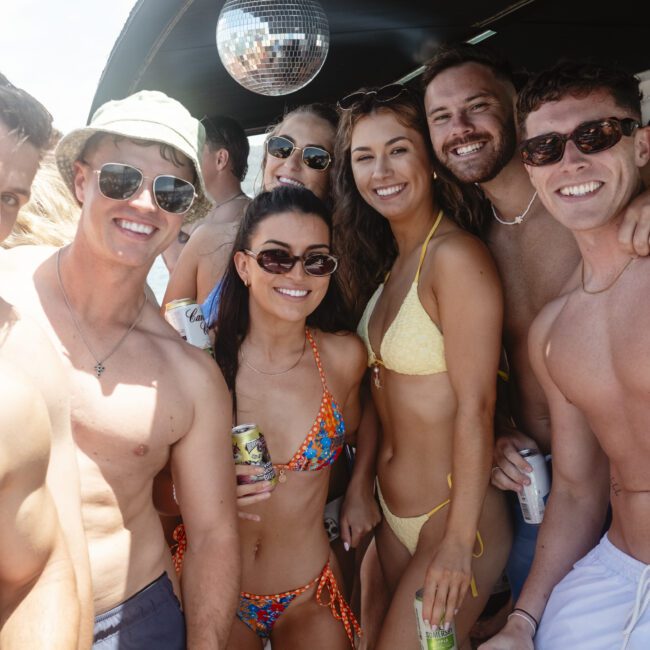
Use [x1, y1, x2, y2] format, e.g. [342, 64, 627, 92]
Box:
[414, 589, 458, 650]
[517, 448, 550, 524]
[231, 423, 277, 487]
[164, 298, 213, 355]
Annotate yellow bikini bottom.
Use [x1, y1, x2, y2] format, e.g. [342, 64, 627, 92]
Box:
[376, 474, 484, 597]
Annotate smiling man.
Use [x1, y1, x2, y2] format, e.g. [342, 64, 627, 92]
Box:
[0, 91, 239, 649]
[481, 61, 650, 650]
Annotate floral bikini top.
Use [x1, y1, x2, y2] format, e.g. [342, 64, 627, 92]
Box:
[273, 329, 346, 482]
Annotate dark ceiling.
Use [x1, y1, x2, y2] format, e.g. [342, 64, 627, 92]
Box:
[91, 0, 650, 132]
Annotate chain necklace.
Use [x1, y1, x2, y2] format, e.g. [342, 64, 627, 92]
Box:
[213, 191, 246, 211]
[581, 256, 635, 295]
[491, 191, 537, 225]
[240, 332, 307, 376]
[56, 249, 147, 378]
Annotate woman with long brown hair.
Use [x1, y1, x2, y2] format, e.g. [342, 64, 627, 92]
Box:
[333, 85, 511, 649]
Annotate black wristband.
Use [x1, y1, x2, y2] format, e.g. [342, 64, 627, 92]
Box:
[512, 607, 539, 630]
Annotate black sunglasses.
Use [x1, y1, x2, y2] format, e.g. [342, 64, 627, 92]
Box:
[89, 162, 197, 214]
[337, 83, 408, 110]
[243, 248, 338, 277]
[266, 135, 332, 171]
[520, 117, 640, 167]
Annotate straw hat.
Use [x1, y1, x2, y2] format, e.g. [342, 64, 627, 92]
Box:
[55, 90, 213, 223]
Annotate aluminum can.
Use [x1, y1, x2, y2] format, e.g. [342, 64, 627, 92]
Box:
[231, 423, 277, 486]
[164, 298, 212, 354]
[414, 589, 458, 650]
[517, 448, 550, 524]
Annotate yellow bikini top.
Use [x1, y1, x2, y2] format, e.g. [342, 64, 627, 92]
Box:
[357, 210, 446, 379]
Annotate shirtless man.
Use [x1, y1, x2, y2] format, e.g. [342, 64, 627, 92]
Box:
[162, 114, 250, 297]
[481, 60, 650, 650]
[0, 90, 239, 648]
[422, 44, 650, 598]
[0, 75, 90, 647]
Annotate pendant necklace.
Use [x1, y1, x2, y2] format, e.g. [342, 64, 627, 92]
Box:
[213, 191, 247, 211]
[240, 331, 307, 376]
[491, 191, 537, 225]
[56, 249, 147, 377]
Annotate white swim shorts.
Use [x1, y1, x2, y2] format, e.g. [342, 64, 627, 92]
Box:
[536, 534, 650, 650]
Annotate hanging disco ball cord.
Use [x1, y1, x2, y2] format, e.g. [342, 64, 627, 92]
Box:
[216, 0, 330, 96]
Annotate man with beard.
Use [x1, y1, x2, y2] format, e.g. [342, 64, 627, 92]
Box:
[422, 44, 650, 599]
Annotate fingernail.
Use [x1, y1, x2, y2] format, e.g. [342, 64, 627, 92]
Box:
[431, 624, 438, 632]
[454, 608, 459, 615]
[344, 542, 350, 551]
[423, 619, 430, 631]
[444, 622, 451, 631]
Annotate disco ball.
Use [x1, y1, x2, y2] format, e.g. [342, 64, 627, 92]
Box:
[216, 0, 330, 96]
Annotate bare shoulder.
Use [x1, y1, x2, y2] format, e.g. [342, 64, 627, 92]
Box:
[189, 222, 238, 255]
[312, 329, 367, 380]
[432, 227, 496, 271]
[529, 291, 572, 347]
[0, 244, 56, 271]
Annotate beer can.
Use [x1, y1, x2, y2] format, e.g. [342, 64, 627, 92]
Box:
[414, 589, 458, 650]
[164, 298, 213, 354]
[231, 423, 277, 487]
[517, 448, 550, 524]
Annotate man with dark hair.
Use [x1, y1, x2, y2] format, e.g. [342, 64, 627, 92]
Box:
[0, 75, 90, 647]
[423, 43, 650, 600]
[481, 60, 650, 650]
[0, 89, 239, 649]
[161, 115, 250, 275]
[162, 115, 251, 310]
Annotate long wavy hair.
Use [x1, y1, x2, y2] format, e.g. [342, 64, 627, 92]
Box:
[213, 185, 352, 395]
[332, 87, 485, 321]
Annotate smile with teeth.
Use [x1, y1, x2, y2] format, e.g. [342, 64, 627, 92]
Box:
[116, 219, 155, 235]
[559, 181, 602, 197]
[277, 176, 305, 188]
[453, 141, 485, 156]
[275, 287, 309, 298]
[375, 184, 405, 197]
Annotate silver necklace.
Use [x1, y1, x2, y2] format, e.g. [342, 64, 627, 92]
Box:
[240, 333, 307, 376]
[56, 249, 147, 378]
[491, 191, 537, 225]
[213, 191, 246, 211]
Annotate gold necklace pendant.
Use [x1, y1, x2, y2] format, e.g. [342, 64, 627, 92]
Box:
[372, 363, 382, 389]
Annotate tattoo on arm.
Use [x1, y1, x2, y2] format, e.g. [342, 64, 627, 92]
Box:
[610, 476, 622, 497]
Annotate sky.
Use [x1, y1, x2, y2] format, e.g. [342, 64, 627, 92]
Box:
[1, 0, 136, 134]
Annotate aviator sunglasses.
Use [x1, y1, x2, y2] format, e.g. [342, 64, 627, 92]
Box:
[243, 248, 339, 277]
[520, 117, 640, 167]
[337, 83, 408, 110]
[266, 136, 332, 171]
[88, 162, 197, 214]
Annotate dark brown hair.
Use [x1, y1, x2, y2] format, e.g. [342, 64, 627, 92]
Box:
[517, 60, 642, 134]
[202, 115, 250, 182]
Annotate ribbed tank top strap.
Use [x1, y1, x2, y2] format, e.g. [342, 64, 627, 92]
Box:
[415, 209, 444, 282]
[306, 328, 327, 390]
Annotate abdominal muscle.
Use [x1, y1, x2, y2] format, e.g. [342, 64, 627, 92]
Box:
[238, 471, 333, 594]
[375, 370, 460, 517]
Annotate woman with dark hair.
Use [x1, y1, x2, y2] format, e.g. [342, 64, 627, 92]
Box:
[333, 85, 511, 648]
[215, 185, 366, 648]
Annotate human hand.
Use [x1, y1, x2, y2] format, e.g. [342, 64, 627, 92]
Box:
[421, 537, 473, 631]
[492, 429, 539, 493]
[477, 615, 535, 650]
[339, 480, 381, 550]
[618, 185, 650, 256]
[235, 465, 275, 521]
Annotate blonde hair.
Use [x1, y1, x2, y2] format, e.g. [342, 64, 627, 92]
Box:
[2, 152, 79, 249]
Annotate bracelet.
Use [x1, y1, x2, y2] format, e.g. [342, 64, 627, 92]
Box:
[507, 608, 538, 636]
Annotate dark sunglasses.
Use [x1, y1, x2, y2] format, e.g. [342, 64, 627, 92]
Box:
[520, 117, 640, 167]
[89, 162, 197, 214]
[266, 135, 332, 171]
[243, 248, 338, 277]
[337, 83, 408, 110]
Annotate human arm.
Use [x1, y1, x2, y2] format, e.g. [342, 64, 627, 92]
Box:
[0, 367, 79, 649]
[162, 228, 202, 309]
[171, 355, 240, 649]
[340, 379, 382, 550]
[617, 177, 650, 256]
[479, 303, 610, 650]
[421, 234, 503, 630]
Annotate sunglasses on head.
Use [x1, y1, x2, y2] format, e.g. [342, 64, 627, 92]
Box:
[520, 117, 640, 167]
[243, 248, 338, 277]
[88, 162, 197, 214]
[266, 135, 332, 171]
[337, 83, 408, 110]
